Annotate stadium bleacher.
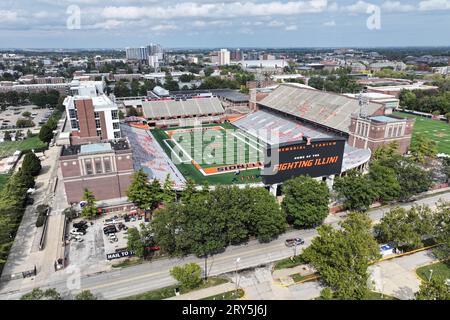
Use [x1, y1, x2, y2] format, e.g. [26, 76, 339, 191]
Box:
[121, 124, 186, 189]
[258, 84, 384, 134]
[233, 109, 334, 145]
[142, 97, 225, 119]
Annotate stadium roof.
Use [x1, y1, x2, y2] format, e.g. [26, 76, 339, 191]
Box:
[258, 84, 384, 134]
[142, 97, 224, 119]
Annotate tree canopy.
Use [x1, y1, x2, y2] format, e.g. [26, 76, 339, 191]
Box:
[282, 176, 330, 228]
[302, 212, 381, 300]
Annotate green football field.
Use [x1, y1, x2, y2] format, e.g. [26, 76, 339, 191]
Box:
[152, 123, 265, 185]
[394, 112, 450, 155]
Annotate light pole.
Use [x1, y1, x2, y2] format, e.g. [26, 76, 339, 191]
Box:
[235, 258, 241, 294]
[428, 269, 434, 282]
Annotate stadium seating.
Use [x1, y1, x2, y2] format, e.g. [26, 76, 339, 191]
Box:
[258, 84, 383, 134]
[233, 109, 333, 144]
[142, 97, 225, 119]
[121, 124, 186, 188]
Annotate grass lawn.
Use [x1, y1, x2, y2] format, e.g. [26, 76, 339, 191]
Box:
[315, 291, 397, 300]
[273, 255, 306, 270]
[201, 289, 245, 300]
[366, 291, 398, 300]
[416, 261, 450, 282]
[0, 136, 47, 158]
[111, 258, 143, 269]
[394, 112, 450, 154]
[121, 276, 229, 300]
[0, 174, 10, 192]
[151, 124, 264, 185]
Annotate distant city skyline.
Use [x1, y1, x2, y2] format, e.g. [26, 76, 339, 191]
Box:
[1, 0, 450, 48]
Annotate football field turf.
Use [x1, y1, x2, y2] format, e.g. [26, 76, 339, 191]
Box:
[394, 112, 450, 155]
[152, 123, 265, 185]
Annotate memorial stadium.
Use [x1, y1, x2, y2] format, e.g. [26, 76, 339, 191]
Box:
[122, 84, 378, 190]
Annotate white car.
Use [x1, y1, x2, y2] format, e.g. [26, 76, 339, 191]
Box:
[70, 229, 84, 236]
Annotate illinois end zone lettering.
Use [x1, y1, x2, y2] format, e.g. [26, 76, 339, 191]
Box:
[262, 138, 345, 185]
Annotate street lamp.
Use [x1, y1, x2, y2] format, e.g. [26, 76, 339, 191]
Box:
[428, 269, 434, 282]
[235, 258, 241, 294]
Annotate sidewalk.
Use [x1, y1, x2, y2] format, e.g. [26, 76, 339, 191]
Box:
[166, 283, 237, 300]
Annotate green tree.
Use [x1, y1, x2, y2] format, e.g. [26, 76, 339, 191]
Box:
[20, 288, 62, 300]
[445, 112, 450, 124]
[368, 162, 401, 203]
[396, 161, 432, 201]
[75, 290, 97, 300]
[162, 174, 176, 204]
[114, 80, 131, 97]
[374, 206, 434, 251]
[282, 176, 330, 228]
[302, 212, 381, 300]
[81, 189, 97, 219]
[415, 276, 450, 300]
[21, 152, 42, 177]
[38, 124, 53, 143]
[433, 202, 450, 260]
[245, 188, 286, 243]
[334, 170, 377, 211]
[320, 288, 334, 300]
[181, 179, 197, 203]
[410, 134, 438, 164]
[170, 263, 203, 290]
[3, 131, 11, 141]
[127, 169, 160, 211]
[126, 227, 145, 258]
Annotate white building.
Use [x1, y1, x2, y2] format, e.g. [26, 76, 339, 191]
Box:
[219, 49, 231, 66]
[64, 82, 120, 145]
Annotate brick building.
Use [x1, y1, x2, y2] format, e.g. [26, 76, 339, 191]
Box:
[60, 140, 133, 204]
[348, 115, 415, 154]
[64, 94, 121, 145]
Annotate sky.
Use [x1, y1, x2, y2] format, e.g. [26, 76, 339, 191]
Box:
[0, 0, 450, 49]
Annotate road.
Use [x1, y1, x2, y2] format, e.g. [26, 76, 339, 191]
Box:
[1, 191, 449, 300]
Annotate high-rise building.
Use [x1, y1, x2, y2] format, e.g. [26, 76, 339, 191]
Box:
[126, 43, 164, 64]
[231, 49, 243, 61]
[64, 82, 121, 145]
[219, 49, 231, 66]
[125, 47, 149, 61]
[148, 55, 160, 69]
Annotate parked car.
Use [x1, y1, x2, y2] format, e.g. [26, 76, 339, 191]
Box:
[70, 229, 84, 236]
[285, 238, 305, 247]
[73, 221, 87, 229]
[103, 226, 117, 235]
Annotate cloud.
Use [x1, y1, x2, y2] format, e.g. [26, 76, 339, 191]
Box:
[419, 0, 450, 11]
[151, 24, 178, 31]
[285, 24, 298, 31]
[102, 1, 330, 20]
[382, 1, 416, 12]
[323, 20, 336, 27]
[0, 10, 18, 22]
[268, 20, 285, 27]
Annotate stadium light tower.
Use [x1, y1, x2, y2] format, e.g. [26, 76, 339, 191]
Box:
[358, 91, 369, 118]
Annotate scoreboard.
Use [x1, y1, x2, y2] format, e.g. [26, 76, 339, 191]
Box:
[262, 137, 346, 185]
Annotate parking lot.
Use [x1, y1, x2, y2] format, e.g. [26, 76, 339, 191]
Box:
[0, 105, 53, 132]
[67, 211, 146, 274]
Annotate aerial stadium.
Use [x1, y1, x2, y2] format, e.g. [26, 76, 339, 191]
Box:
[121, 84, 410, 192]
